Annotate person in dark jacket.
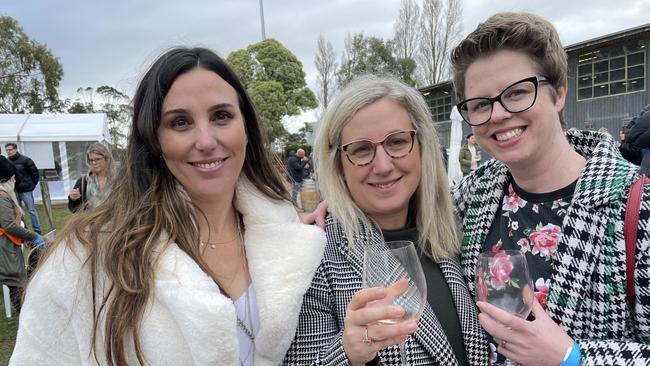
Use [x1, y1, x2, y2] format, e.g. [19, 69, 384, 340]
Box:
[287, 148, 307, 204]
[5, 143, 41, 234]
[0, 147, 15, 180]
[619, 104, 650, 172]
[0, 170, 43, 312]
[68, 143, 116, 212]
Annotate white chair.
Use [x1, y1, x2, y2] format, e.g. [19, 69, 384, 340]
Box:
[2, 284, 11, 318]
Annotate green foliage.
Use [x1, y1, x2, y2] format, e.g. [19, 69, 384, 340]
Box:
[0, 16, 63, 113]
[227, 38, 317, 143]
[65, 85, 132, 148]
[337, 33, 416, 88]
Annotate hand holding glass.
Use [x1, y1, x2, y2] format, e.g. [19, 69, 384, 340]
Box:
[363, 241, 427, 365]
[475, 250, 533, 365]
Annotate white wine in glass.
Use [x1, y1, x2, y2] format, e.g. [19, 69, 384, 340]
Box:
[363, 241, 427, 365]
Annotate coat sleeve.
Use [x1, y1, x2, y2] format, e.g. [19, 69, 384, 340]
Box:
[67, 178, 84, 213]
[283, 264, 352, 366]
[26, 157, 39, 185]
[0, 196, 36, 241]
[9, 243, 84, 365]
[578, 183, 650, 365]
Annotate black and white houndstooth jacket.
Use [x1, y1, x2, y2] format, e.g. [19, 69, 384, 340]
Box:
[283, 216, 489, 365]
[454, 130, 650, 365]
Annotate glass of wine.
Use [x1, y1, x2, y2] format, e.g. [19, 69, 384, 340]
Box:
[475, 250, 534, 365]
[362, 240, 427, 365]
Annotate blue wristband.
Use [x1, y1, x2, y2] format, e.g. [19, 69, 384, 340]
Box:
[560, 341, 582, 366]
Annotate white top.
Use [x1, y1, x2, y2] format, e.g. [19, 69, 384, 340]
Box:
[234, 284, 260, 366]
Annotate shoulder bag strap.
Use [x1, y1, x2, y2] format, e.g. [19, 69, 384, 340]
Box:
[625, 175, 649, 305]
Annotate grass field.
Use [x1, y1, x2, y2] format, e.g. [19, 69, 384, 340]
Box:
[0, 203, 72, 365]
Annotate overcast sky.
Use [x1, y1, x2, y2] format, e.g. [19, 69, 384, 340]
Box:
[3, 0, 649, 129]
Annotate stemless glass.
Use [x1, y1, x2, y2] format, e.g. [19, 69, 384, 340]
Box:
[363, 241, 427, 365]
[475, 250, 534, 365]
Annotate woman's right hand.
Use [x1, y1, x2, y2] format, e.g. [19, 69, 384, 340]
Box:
[342, 287, 418, 366]
[302, 201, 328, 229]
[68, 188, 81, 200]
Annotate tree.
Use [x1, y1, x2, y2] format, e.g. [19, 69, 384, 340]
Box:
[336, 33, 416, 88]
[227, 38, 317, 143]
[314, 36, 337, 110]
[393, 0, 421, 61]
[417, 0, 462, 86]
[66, 86, 132, 148]
[97, 86, 132, 148]
[0, 16, 63, 113]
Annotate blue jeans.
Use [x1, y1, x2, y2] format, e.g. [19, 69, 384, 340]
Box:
[18, 191, 41, 234]
[291, 181, 302, 205]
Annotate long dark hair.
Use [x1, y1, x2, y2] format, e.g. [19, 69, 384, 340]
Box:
[36, 47, 289, 365]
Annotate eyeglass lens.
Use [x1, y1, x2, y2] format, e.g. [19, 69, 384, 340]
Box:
[459, 78, 539, 126]
[344, 130, 415, 165]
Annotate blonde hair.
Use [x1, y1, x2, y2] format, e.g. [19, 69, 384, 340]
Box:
[314, 74, 459, 260]
[0, 178, 20, 209]
[86, 142, 116, 178]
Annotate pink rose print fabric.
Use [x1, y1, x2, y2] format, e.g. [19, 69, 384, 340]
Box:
[481, 179, 576, 365]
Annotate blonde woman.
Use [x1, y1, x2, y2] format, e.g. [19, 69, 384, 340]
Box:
[67, 142, 116, 212]
[0, 166, 43, 312]
[284, 75, 488, 365]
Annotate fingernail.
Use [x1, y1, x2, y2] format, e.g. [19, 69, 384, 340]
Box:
[390, 306, 404, 315]
[403, 321, 417, 332]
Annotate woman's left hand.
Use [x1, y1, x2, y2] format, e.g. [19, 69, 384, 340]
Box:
[477, 299, 574, 366]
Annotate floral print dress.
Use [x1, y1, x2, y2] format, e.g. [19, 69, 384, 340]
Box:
[481, 177, 577, 364]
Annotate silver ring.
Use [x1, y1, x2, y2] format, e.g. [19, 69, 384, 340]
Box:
[361, 326, 373, 344]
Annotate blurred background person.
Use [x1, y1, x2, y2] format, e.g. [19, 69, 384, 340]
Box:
[0, 168, 43, 313]
[67, 142, 116, 212]
[459, 133, 482, 176]
[5, 143, 41, 234]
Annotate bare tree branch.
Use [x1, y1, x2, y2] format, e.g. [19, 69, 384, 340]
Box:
[393, 0, 421, 61]
[417, 0, 462, 86]
[314, 35, 337, 110]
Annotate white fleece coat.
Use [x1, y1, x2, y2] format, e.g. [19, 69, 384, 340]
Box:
[9, 181, 326, 366]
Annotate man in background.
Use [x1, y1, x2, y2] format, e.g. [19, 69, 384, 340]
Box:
[287, 148, 307, 205]
[5, 143, 41, 234]
[459, 133, 482, 176]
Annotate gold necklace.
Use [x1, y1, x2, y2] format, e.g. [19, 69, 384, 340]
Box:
[200, 211, 241, 250]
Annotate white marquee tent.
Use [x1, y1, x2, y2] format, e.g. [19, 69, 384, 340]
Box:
[0, 113, 111, 201]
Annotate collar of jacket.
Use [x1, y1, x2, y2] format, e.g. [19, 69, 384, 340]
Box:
[153, 177, 325, 365]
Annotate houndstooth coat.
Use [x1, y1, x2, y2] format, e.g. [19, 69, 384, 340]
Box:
[454, 130, 650, 365]
[284, 216, 489, 365]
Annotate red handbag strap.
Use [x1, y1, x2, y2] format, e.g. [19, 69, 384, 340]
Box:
[625, 175, 648, 305]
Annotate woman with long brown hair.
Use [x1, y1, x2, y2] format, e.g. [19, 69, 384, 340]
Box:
[10, 47, 325, 366]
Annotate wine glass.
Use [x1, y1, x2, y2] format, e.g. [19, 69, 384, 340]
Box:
[475, 250, 533, 365]
[363, 241, 427, 365]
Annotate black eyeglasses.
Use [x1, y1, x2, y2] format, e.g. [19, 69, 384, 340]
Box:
[340, 130, 417, 166]
[456, 76, 549, 126]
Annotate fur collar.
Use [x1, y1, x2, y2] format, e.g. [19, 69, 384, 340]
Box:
[154, 179, 325, 365]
